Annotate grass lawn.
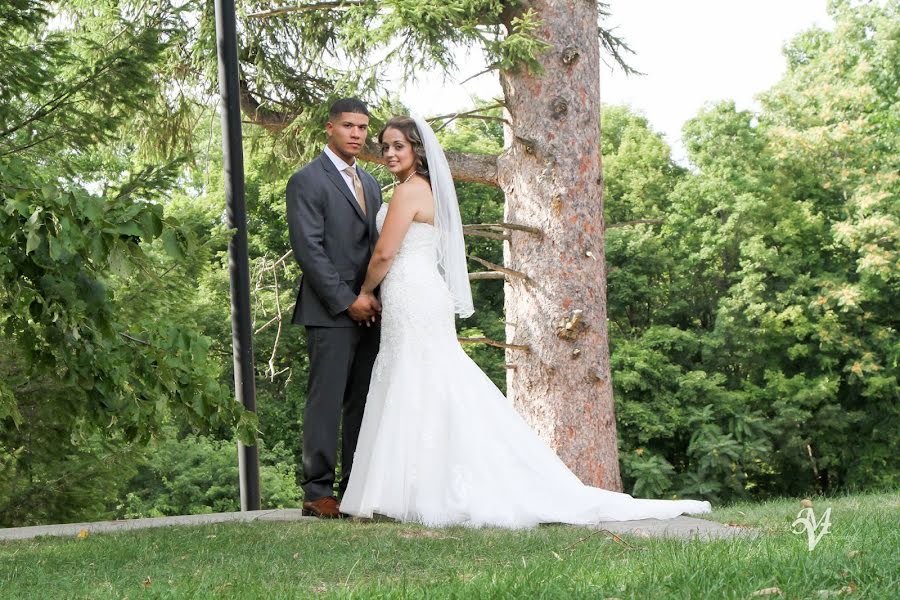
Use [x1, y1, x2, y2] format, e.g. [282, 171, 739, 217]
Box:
[1, 492, 897, 599]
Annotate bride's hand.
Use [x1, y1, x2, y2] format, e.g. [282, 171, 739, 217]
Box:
[362, 290, 381, 320]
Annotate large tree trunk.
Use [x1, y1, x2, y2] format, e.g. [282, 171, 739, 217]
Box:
[498, 0, 622, 490]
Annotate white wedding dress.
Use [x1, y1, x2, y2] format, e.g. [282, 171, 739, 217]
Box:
[339, 204, 711, 528]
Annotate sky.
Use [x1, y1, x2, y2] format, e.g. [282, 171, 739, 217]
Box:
[399, 0, 834, 163]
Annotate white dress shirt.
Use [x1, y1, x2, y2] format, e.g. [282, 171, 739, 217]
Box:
[323, 145, 361, 202]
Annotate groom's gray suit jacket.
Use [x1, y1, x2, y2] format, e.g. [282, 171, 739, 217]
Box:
[286, 153, 382, 326]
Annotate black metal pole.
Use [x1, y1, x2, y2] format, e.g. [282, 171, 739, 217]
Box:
[213, 0, 260, 511]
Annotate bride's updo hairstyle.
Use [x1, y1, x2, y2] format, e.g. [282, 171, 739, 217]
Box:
[378, 116, 430, 179]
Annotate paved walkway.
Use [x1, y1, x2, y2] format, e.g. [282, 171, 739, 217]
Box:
[591, 515, 756, 540]
[0, 510, 754, 542]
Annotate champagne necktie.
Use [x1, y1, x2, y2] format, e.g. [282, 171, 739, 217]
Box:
[344, 166, 367, 216]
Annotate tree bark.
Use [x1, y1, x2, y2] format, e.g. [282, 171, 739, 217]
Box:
[498, 0, 622, 490]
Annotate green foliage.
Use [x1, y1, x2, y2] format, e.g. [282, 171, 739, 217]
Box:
[120, 431, 301, 518]
[0, 1, 253, 526]
[0, 159, 242, 438]
[606, 0, 899, 501]
[0, 416, 143, 527]
[493, 8, 552, 73]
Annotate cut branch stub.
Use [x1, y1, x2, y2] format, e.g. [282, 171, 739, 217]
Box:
[464, 222, 543, 237]
[463, 228, 510, 242]
[469, 271, 505, 281]
[550, 96, 569, 120]
[466, 254, 530, 282]
[458, 337, 530, 352]
[556, 309, 589, 341]
[551, 193, 563, 216]
[515, 135, 537, 155]
[561, 46, 580, 66]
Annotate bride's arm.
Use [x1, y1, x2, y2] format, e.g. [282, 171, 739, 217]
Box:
[361, 186, 419, 295]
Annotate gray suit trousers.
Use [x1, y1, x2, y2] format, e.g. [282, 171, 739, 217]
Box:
[302, 324, 380, 501]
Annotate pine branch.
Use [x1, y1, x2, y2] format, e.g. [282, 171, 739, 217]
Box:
[597, 3, 643, 76]
[434, 114, 508, 132]
[119, 332, 151, 346]
[429, 103, 505, 122]
[459, 65, 500, 85]
[0, 58, 122, 139]
[236, 88, 500, 185]
[238, 79, 295, 133]
[359, 142, 499, 186]
[236, 81, 500, 186]
[606, 219, 664, 228]
[246, 1, 371, 19]
[429, 102, 507, 131]
[0, 130, 68, 157]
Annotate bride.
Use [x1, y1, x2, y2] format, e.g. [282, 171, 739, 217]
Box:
[339, 115, 710, 528]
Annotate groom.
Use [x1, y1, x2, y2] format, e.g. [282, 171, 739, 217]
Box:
[286, 98, 382, 518]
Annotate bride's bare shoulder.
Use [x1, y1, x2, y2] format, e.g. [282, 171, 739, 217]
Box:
[388, 177, 434, 223]
[391, 177, 433, 204]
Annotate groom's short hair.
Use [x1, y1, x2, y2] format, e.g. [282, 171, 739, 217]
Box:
[329, 98, 369, 119]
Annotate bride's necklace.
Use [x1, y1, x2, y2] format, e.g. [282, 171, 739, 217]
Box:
[388, 170, 416, 194]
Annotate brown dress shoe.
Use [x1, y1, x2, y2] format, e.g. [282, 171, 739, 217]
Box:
[302, 496, 343, 518]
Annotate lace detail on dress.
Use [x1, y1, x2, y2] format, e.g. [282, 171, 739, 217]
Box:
[371, 204, 456, 388]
